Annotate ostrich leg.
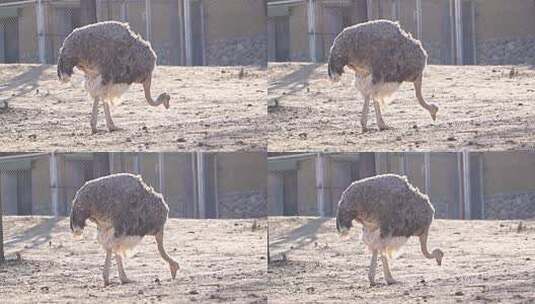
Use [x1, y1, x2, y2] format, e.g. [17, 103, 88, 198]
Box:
[142, 77, 170, 109]
[360, 94, 370, 132]
[103, 249, 112, 286]
[373, 98, 390, 130]
[368, 249, 378, 286]
[414, 74, 438, 121]
[115, 253, 133, 284]
[103, 101, 120, 132]
[90, 97, 99, 134]
[381, 255, 398, 285]
[155, 230, 179, 279]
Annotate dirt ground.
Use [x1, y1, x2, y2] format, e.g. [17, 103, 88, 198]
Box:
[268, 217, 535, 304]
[0, 216, 267, 304]
[268, 63, 535, 151]
[0, 64, 266, 151]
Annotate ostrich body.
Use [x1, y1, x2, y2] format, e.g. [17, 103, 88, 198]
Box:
[336, 174, 443, 286]
[327, 20, 438, 132]
[70, 173, 179, 286]
[57, 21, 170, 133]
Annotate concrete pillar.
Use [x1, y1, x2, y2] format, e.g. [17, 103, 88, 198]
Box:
[158, 152, 165, 194]
[454, 0, 463, 64]
[307, 0, 318, 62]
[196, 151, 206, 218]
[424, 152, 431, 195]
[315, 153, 326, 217]
[462, 151, 471, 219]
[36, 0, 46, 63]
[183, 0, 192, 66]
[145, 0, 152, 41]
[416, 0, 422, 40]
[49, 152, 59, 217]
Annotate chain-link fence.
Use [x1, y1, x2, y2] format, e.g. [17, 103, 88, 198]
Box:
[268, 152, 535, 220]
[0, 0, 267, 66]
[0, 152, 267, 219]
[267, 0, 535, 65]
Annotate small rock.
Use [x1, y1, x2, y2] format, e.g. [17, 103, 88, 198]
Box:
[176, 137, 186, 143]
[403, 290, 410, 296]
[298, 132, 307, 139]
[138, 290, 144, 295]
[305, 287, 315, 293]
[454, 291, 464, 296]
[125, 137, 132, 142]
[447, 136, 456, 141]
[188, 290, 199, 295]
[28, 134, 37, 140]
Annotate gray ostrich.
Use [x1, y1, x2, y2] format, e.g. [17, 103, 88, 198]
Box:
[336, 174, 443, 286]
[328, 20, 438, 132]
[57, 21, 170, 133]
[70, 173, 179, 286]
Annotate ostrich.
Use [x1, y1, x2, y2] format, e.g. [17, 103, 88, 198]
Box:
[70, 173, 179, 286]
[336, 174, 443, 286]
[57, 21, 170, 133]
[327, 20, 438, 132]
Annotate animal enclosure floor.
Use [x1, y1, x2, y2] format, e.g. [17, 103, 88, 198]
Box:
[268, 217, 535, 304]
[268, 63, 535, 151]
[0, 64, 266, 151]
[0, 216, 267, 304]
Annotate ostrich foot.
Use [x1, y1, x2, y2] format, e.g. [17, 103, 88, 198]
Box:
[378, 124, 393, 131]
[369, 281, 376, 287]
[385, 278, 399, 285]
[91, 128, 98, 135]
[107, 125, 122, 133]
[120, 277, 134, 284]
[361, 126, 369, 133]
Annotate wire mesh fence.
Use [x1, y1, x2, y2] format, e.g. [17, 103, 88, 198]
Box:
[0, 152, 267, 219]
[0, 0, 267, 66]
[267, 152, 535, 220]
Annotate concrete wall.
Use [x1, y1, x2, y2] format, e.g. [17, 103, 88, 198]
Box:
[216, 152, 267, 218]
[481, 152, 535, 219]
[474, 0, 535, 65]
[18, 5, 39, 62]
[289, 4, 309, 61]
[203, 0, 267, 66]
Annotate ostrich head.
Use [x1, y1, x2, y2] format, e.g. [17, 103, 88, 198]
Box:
[57, 53, 76, 83]
[433, 249, 444, 265]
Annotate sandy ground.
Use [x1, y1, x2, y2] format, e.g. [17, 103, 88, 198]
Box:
[0, 64, 266, 151]
[268, 216, 535, 304]
[0, 216, 267, 304]
[268, 63, 535, 151]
